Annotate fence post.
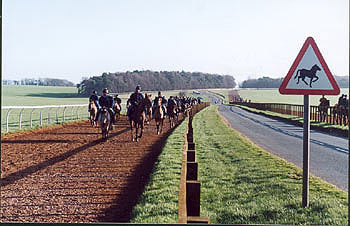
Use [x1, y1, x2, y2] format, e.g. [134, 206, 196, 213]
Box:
[63, 107, 67, 121]
[70, 106, 74, 120]
[30, 108, 35, 128]
[40, 109, 43, 126]
[6, 109, 12, 133]
[76, 106, 80, 119]
[48, 108, 51, 124]
[19, 108, 24, 129]
[56, 107, 60, 124]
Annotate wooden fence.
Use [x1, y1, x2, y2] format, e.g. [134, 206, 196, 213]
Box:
[178, 102, 210, 224]
[230, 102, 349, 126]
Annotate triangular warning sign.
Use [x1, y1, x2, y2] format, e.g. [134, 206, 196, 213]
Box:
[279, 37, 340, 95]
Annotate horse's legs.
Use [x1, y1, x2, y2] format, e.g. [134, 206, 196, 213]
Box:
[130, 120, 135, 141]
[302, 77, 308, 85]
[139, 122, 144, 139]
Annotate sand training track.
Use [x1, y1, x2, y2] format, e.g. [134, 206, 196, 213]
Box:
[1, 115, 182, 223]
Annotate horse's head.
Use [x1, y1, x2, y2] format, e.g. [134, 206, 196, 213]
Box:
[144, 93, 153, 108]
[311, 64, 321, 72]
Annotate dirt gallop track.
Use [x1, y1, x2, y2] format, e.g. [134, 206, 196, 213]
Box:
[1, 115, 182, 223]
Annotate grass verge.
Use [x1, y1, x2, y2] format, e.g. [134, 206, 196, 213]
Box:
[130, 118, 188, 223]
[193, 106, 348, 225]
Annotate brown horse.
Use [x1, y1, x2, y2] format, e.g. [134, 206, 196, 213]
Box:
[154, 97, 165, 134]
[333, 103, 349, 126]
[89, 101, 98, 127]
[113, 102, 121, 122]
[129, 94, 153, 142]
[145, 107, 152, 125]
[167, 102, 178, 128]
[318, 100, 329, 122]
[98, 107, 111, 140]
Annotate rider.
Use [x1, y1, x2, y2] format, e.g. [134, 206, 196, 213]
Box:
[97, 88, 115, 126]
[127, 85, 144, 118]
[89, 90, 100, 112]
[153, 91, 167, 115]
[319, 95, 328, 105]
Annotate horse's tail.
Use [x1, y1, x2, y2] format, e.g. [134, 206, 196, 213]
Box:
[294, 70, 300, 79]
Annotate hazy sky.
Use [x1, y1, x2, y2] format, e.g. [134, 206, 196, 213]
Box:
[3, 0, 349, 84]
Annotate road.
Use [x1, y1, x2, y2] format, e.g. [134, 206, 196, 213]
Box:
[208, 93, 348, 191]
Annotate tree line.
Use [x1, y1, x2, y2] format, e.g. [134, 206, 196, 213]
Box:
[240, 76, 348, 88]
[77, 70, 236, 96]
[2, 78, 75, 87]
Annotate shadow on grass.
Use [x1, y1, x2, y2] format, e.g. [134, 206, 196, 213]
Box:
[26, 93, 80, 98]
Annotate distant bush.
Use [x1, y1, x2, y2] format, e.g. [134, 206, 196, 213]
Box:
[77, 70, 236, 96]
[240, 77, 283, 88]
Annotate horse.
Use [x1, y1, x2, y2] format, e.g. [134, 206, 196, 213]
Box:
[98, 107, 111, 140]
[129, 94, 153, 142]
[332, 103, 348, 126]
[153, 97, 165, 134]
[318, 100, 329, 122]
[167, 101, 178, 128]
[294, 64, 321, 88]
[89, 101, 98, 127]
[113, 102, 121, 122]
[145, 107, 152, 125]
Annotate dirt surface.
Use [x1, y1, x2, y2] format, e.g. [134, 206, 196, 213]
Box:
[1, 115, 183, 223]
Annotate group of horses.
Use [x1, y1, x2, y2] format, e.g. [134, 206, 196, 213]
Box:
[318, 100, 349, 125]
[88, 94, 199, 141]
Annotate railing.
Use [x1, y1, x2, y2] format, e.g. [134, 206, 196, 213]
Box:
[1, 104, 88, 133]
[230, 102, 349, 126]
[178, 102, 210, 224]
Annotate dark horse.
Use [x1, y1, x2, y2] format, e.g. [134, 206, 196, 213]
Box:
[167, 101, 178, 128]
[294, 64, 321, 88]
[98, 107, 111, 140]
[129, 94, 153, 142]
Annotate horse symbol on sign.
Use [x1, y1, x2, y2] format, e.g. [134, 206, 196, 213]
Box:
[294, 64, 321, 88]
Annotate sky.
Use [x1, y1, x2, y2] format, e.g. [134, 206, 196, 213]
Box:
[2, 0, 349, 84]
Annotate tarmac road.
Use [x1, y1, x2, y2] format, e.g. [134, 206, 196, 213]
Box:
[208, 93, 348, 191]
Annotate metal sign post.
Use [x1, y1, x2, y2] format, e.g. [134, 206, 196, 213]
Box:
[302, 95, 310, 208]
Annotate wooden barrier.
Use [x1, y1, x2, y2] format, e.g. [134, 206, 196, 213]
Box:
[178, 102, 210, 224]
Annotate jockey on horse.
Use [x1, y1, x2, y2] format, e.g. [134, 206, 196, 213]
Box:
[96, 88, 116, 129]
[88, 90, 100, 112]
[153, 91, 167, 116]
[127, 85, 144, 119]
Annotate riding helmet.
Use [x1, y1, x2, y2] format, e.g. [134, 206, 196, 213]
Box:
[136, 85, 141, 90]
[103, 88, 108, 93]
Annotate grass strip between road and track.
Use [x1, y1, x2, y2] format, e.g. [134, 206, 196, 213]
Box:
[130, 118, 188, 223]
[193, 106, 347, 225]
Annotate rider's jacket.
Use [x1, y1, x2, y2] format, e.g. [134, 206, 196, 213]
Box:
[154, 96, 167, 106]
[129, 92, 144, 106]
[168, 98, 177, 107]
[89, 94, 98, 102]
[99, 95, 114, 108]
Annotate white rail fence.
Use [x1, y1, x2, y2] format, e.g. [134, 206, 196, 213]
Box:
[2, 104, 88, 133]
